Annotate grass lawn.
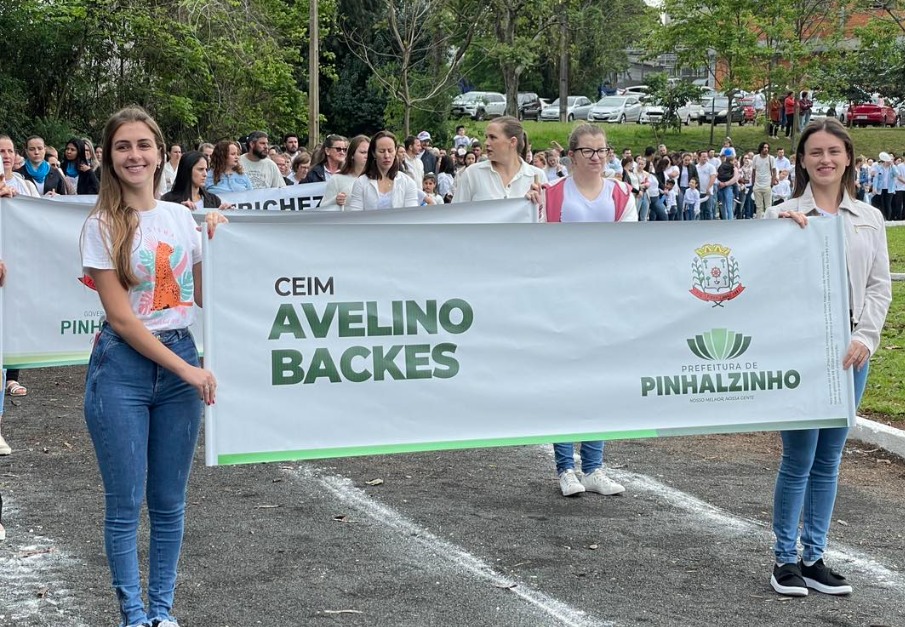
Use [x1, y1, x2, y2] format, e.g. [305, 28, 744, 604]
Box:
[465, 120, 905, 162]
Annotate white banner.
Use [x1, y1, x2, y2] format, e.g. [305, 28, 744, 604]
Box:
[0, 197, 535, 368]
[51, 181, 327, 211]
[218, 182, 326, 211]
[202, 209, 854, 466]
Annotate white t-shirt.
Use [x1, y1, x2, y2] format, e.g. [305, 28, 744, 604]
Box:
[239, 155, 286, 189]
[561, 178, 616, 223]
[4, 173, 39, 197]
[696, 162, 717, 190]
[752, 154, 775, 189]
[81, 201, 202, 331]
[163, 161, 178, 193]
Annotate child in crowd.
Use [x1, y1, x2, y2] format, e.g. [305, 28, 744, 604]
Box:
[663, 179, 678, 219]
[422, 173, 444, 205]
[683, 177, 701, 221]
[772, 169, 792, 205]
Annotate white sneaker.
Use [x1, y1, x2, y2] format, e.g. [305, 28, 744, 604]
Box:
[0, 522, 6, 541]
[559, 470, 586, 497]
[0, 434, 10, 456]
[580, 469, 625, 495]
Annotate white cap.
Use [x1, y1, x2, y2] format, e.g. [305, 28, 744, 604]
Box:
[879, 151, 892, 162]
[417, 131, 431, 142]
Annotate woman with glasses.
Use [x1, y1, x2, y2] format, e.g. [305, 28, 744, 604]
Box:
[304, 134, 348, 183]
[318, 135, 370, 210]
[544, 123, 636, 497]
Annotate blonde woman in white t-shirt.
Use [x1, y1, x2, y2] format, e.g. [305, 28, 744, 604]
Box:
[79, 107, 226, 627]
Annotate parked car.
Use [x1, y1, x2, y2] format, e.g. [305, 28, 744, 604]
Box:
[848, 99, 898, 127]
[518, 92, 543, 120]
[639, 99, 703, 125]
[450, 91, 506, 120]
[699, 96, 745, 125]
[539, 96, 594, 122]
[619, 85, 650, 96]
[587, 95, 644, 123]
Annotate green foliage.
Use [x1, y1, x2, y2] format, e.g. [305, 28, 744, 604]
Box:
[0, 0, 321, 147]
[647, 73, 704, 137]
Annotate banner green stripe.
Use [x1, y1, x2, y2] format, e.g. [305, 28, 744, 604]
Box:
[216, 429, 660, 465]
[655, 418, 850, 437]
[3, 353, 90, 368]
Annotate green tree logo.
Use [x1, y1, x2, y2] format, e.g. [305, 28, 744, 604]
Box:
[687, 328, 751, 361]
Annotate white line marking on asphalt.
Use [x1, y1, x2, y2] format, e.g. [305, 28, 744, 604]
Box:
[297, 466, 615, 627]
[606, 467, 905, 591]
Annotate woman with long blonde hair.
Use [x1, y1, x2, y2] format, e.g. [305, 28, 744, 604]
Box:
[81, 106, 226, 627]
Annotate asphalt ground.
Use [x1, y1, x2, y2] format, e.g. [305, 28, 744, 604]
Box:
[1, 366, 904, 627]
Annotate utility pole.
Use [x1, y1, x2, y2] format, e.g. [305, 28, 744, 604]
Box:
[308, 0, 319, 151]
[558, 4, 569, 122]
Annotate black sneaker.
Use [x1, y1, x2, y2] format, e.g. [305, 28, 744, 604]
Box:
[771, 562, 808, 596]
[800, 559, 853, 595]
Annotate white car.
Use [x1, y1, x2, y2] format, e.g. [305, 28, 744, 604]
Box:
[586, 95, 643, 123]
[639, 100, 703, 125]
[539, 96, 594, 122]
[450, 91, 506, 121]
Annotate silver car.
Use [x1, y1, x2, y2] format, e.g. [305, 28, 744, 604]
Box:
[587, 95, 643, 123]
[450, 91, 506, 121]
[539, 96, 594, 122]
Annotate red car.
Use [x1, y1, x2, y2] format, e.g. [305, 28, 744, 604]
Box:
[848, 100, 898, 127]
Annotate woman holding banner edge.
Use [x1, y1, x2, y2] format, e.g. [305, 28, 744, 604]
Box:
[80, 106, 227, 627]
[545, 123, 634, 497]
[767, 118, 891, 597]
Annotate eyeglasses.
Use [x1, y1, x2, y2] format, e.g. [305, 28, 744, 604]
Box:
[574, 147, 609, 158]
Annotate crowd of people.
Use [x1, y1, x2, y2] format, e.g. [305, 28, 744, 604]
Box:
[0, 110, 894, 622]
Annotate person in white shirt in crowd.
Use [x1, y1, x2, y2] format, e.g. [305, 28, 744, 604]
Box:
[532, 151, 547, 170]
[436, 155, 457, 203]
[696, 150, 717, 220]
[682, 177, 701, 220]
[347, 131, 419, 211]
[282, 133, 300, 163]
[543, 122, 632, 498]
[544, 149, 568, 182]
[402, 135, 425, 187]
[452, 116, 545, 207]
[240, 131, 285, 189]
[775, 147, 792, 175]
[453, 125, 472, 150]
[1, 136, 38, 198]
[318, 134, 369, 211]
[458, 150, 476, 177]
[708, 148, 721, 170]
[751, 141, 778, 218]
[721, 137, 736, 159]
[422, 173, 444, 205]
[772, 169, 792, 204]
[662, 178, 679, 218]
[417, 131, 437, 175]
[17, 135, 68, 196]
[271, 153, 293, 186]
[894, 155, 905, 221]
[162, 144, 182, 193]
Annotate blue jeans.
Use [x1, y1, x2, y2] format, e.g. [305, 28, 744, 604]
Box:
[649, 196, 668, 221]
[637, 194, 650, 222]
[554, 441, 603, 475]
[772, 362, 869, 565]
[85, 325, 202, 627]
[718, 186, 734, 220]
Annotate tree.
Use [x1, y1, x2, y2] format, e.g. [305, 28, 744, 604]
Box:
[339, 0, 486, 137]
[646, 0, 760, 141]
[646, 73, 704, 139]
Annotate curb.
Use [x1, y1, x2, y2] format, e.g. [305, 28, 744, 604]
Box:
[850, 417, 905, 460]
[891, 273, 905, 282]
